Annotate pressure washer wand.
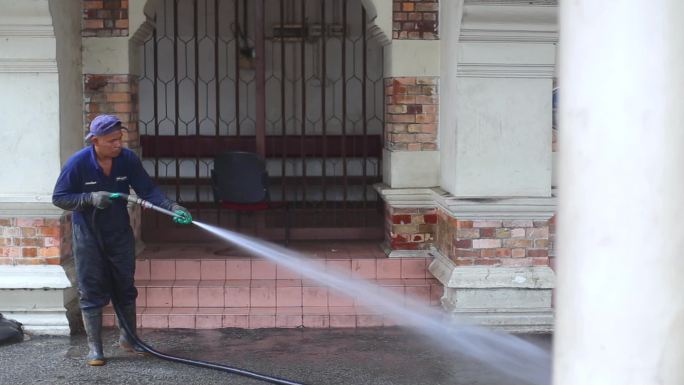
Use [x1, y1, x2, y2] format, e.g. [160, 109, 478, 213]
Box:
[109, 192, 179, 219]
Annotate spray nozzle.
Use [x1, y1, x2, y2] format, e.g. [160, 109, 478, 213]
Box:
[173, 210, 193, 225]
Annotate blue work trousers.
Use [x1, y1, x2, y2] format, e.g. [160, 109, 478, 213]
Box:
[73, 223, 137, 310]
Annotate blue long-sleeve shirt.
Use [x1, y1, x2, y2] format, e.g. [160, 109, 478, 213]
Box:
[52, 146, 173, 232]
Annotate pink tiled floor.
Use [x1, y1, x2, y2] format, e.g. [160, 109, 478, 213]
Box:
[103, 241, 444, 330]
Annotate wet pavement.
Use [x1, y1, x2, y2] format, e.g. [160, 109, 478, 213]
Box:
[0, 327, 551, 385]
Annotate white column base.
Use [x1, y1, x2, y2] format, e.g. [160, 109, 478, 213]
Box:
[0, 265, 75, 336]
[384, 248, 434, 258]
[448, 309, 554, 334]
[4, 310, 72, 336]
[383, 150, 440, 188]
[429, 250, 555, 333]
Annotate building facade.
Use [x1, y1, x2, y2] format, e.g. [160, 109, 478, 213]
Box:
[0, 0, 558, 334]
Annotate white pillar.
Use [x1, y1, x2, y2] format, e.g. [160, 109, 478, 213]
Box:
[0, 0, 60, 201]
[0, 0, 82, 335]
[441, 2, 556, 198]
[555, 1, 684, 384]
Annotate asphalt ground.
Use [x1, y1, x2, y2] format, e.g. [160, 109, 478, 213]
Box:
[0, 327, 551, 385]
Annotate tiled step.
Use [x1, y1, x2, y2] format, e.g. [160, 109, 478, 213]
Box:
[134, 255, 434, 282]
[104, 278, 441, 329]
[105, 305, 435, 329]
[103, 254, 443, 329]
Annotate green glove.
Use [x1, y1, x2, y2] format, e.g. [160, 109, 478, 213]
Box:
[171, 204, 192, 225]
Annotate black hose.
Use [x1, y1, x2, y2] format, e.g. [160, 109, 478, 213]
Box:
[89, 209, 308, 385]
[111, 303, 306, 385]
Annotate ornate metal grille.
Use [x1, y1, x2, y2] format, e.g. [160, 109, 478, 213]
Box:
[138, 0, 385, 241]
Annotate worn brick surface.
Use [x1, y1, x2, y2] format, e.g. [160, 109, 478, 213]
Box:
[393, 0, 439, 40]
[385, 77, 439, 151]
[0, 214, 71, 265]
[385, 205, 436, 251]
[82, 0, 129, 37]
[435, 209, 556, 268]
[84, 74, 140, 150]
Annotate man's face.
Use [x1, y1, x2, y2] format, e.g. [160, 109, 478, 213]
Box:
[92, 129, 123, 158]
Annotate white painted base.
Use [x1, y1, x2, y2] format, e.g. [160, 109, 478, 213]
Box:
[386, 249, 433, 258]
[0, 265, 74, 335]
[384, 40, 441, 77]
[448, 309, 554, 333]
[429, 250, 555, 333]
[381, 241, 435, 258]
[382, 150, 440, 188]
[3, 310, 71, 336]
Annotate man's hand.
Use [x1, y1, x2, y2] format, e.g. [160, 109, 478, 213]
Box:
[90, 191, 113, 209]
[171, 204, 192, 225]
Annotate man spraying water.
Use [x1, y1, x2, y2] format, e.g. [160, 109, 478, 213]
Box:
[52, 114, 192, 366]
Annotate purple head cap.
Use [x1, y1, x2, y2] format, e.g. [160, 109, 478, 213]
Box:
[85, 114, 127, 142]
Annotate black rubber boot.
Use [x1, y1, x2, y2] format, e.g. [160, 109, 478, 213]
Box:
[82, 308, 105, 366]
[117, 303, 147, 355]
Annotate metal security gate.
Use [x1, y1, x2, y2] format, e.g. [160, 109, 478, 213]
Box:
[138, 0, 385, 242]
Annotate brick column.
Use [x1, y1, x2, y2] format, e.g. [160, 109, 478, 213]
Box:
[81, 0, 144, 249]
[435, 212, 553, 267]
[0, 215, 73, 266]
[392, 0, 438, 40]
[82, 0, 138, 149]
[385, 77, 438, 151]
[381, 1, 440, 256]
[385, 206, 437, 252]
[82, 0, 129, 37]
[84, 74, 140, 150]
[386, 0, 439, 153]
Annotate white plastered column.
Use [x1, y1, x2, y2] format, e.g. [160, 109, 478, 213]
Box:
[0, 0, 83, 199]
[0, 1, 63, 201]
[441, 1, 556, 198]
[0, 0, 82, 335]
[555, 1, 684, 384]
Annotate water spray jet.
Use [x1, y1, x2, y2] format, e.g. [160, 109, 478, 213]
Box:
[98, 192, 550, 385]
[193, 222, 552, 385]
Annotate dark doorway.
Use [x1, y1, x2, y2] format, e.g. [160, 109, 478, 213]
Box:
[138, 0, 385, 242]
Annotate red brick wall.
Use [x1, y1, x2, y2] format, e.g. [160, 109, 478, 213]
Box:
[393, 0, 439, 40]
[385, 206, 437, 251]
[548, 215, 556, 271]
[435, 209, 553, 267]
[0, 215, 72, 266]
[82, 0, 129, 37]
[84, 74, 140, 150]
[384, 77, 438, 151]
